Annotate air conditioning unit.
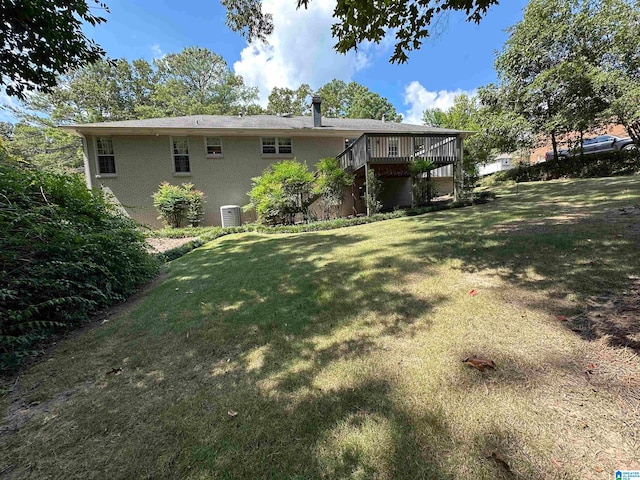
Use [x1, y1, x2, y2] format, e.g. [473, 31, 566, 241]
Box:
[220, 205, 242, 227]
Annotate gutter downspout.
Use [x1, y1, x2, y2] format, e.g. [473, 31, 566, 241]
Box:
[79, 134, 93, 190]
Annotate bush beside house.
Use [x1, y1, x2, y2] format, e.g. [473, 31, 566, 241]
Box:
[0, 156, 160, 371]
[245, 159, 355, 225]
[153, 182, 206, 228]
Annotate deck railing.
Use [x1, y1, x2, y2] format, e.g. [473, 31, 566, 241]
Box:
[337, 133, 458, 172]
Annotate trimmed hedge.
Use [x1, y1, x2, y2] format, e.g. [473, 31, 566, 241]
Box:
[492, 148, 640, 183]
[0, 160, 160, 372]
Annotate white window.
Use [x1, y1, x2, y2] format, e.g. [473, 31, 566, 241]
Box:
[205, 137, 223, 157]
[96, 136, 116, 174]
[388, 137, 399, 157]
[172, 136, 190, 173]
[262, 137, 293, 155]
[278, 138, 292, 154]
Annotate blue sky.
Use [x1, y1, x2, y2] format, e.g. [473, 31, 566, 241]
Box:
[1, 0, 529, 124]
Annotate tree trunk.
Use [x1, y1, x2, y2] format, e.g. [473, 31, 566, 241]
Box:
[624, 120, 640, 147]
[579, 130, 584, 161]
[551, 131, 559, 161]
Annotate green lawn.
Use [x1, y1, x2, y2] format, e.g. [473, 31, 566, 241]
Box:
[2, 176, 640, 479]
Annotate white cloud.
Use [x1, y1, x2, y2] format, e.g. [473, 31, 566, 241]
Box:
[151, 44, 165, 59]
[402, 81, 476, 125]
[233, 0, 376, 106]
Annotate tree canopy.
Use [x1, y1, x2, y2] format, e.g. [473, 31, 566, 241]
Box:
[0, 0, 108, 99]
[266, 84, 313, 116]
[491, 0, 640, 158]
[147, 47, 258, 117]
[222, 0, 499, 63]
[316, 80, 402, 121]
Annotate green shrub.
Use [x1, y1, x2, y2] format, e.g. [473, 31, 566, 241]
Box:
[245, 160, 316, 225]
[153, 182, 206, 228]
[364, 169, 383, 214]
[488, 148, 640, 184]
[0, 158, 160, 371]
[315, 157, 355, 219]
[409, 158, 437, 207]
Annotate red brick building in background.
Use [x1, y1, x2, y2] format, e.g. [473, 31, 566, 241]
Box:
[528, 124, 629, 164]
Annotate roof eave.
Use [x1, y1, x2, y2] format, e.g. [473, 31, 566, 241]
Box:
[59, 124, 475, 138]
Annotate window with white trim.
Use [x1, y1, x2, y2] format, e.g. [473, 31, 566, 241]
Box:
[388, 137, 399, 157]
[262, 137, 293, 155]
[96, 136, 116, 174]
[172, 136, 190, 173]
[205, 136, 223, 157]
[278, 138, 292, 154]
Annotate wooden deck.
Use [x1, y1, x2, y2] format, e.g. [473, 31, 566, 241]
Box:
[337, 133, 459, 172]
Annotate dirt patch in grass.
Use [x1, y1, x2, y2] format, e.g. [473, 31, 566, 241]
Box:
[0, 380, 93, 442]
[146, 236, 197, 253]
[569, 278, 640, 353]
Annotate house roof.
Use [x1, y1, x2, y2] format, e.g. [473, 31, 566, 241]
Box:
[60, 115, 474, 138]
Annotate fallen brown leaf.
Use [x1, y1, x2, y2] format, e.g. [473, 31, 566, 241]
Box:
[595, 466, 603, 473]
[463, 356, 496, 372]
[469, 289, 478, 296]
[487, 452, 511, 472]
[556, 315, 568, 321]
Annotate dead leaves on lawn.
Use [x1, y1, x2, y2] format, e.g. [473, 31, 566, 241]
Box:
[463, 355, 497, 372]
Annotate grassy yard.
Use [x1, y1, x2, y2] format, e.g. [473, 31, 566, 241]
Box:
[2, 176, 640, 479]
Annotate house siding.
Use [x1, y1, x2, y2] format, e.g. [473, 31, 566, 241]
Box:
[85, 134, 345, 227]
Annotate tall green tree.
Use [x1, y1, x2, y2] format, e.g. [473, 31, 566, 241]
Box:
[24, 58, 156, 124]
[494, 0, 582, 160]
[316, 80, 402, 121]
[6, 122, 83, 172]
[315, 79, 349, 118]
[143, 47, 259, 117]
[266, 84, 313, 115]
[493, 0, 640, 157]
[594, 0, 640, 145]
[422, 108, 448, 127]
[345, 86, 402, 122]
[0, 0, 107, 98]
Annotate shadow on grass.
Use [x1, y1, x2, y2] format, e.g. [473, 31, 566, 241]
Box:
[395, 177, 640, 351]
[4, 177, 640, 479]
[2, 229, 455, 478]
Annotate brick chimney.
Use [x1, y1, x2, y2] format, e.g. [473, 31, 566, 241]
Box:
[312, 96, 322, 127]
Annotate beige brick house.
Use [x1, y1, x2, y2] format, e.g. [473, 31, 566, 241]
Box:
[62, 98, 470, 228]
